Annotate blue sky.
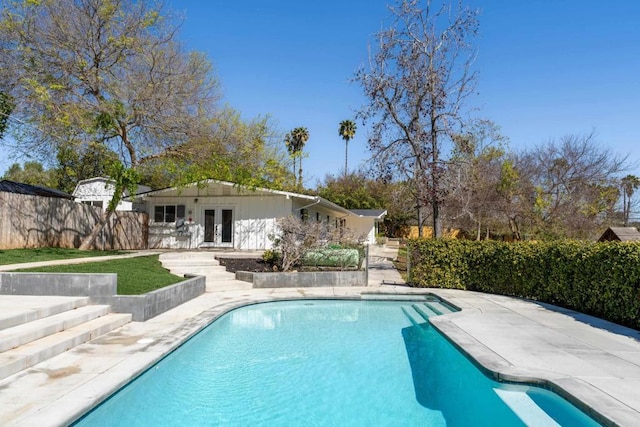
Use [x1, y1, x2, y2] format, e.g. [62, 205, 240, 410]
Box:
[3, 0, 640, 188]
[169, 0, 640, 187]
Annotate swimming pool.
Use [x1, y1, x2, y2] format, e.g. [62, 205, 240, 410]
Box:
[75, 298, 600, 426]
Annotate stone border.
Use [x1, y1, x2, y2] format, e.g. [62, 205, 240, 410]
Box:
[0, 272, 117, 297]
[0, 272, 205, 322]
[236, 270, 367, 288]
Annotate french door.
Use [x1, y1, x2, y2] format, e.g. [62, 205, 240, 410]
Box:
[203, 208, 234, 247]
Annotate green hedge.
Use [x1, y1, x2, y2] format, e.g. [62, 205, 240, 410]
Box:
[407, 239, 640, 330]
[303, 248, 360, 268]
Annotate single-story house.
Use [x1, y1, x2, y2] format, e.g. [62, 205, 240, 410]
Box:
[72, 177, 151, 211]
[598, 227, 640, 242]
[131, 180, 386, 250]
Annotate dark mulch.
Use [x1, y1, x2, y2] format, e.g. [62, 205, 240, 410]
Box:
[217, 257, 275, 273]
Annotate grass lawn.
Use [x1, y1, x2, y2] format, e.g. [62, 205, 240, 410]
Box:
[0, 248, 125, 266]
[14, 255, 184, 295]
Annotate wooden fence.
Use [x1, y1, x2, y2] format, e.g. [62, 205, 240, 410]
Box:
[0, 192, 148, 250]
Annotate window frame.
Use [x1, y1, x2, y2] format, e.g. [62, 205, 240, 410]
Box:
[154, 204, 186, 223]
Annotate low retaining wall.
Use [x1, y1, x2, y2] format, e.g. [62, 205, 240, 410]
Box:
[92, 276, 205, 322]
[0, 272, 205, 322]
[0, 272, 117, 297]
[237, 270, 367, 288]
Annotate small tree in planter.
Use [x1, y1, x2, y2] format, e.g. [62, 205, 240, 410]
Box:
[268, 215, 365, 271]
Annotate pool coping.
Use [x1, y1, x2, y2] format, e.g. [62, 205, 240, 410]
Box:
[2, 287, 640, 426]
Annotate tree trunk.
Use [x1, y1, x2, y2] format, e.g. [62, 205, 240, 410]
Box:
[433, 201, 441, 238]
[79, 207, 115, 250]
[344, 140, 348, 175]
[508, 216, 521, 241]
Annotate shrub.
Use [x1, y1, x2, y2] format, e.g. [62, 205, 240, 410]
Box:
[261, 249, 281, 267]
[407, 239, 640, 330]
[269, 215, 366, 271]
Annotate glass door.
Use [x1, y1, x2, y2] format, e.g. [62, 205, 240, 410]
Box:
[203, 208, 233, 247]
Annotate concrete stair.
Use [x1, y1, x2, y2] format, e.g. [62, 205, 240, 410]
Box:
[159, 252, 240, 290]
[0, 296, 131, 381]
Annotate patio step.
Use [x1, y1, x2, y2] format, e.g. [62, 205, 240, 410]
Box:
[0, 296, 90, 331]
[0, 311, 131, 381]
[0, 304, 111, 352]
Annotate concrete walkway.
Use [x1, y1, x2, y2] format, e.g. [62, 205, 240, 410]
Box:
[0, 247, 639, 426]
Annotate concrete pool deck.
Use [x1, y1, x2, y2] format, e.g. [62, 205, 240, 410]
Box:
[0, 247, 639, 426]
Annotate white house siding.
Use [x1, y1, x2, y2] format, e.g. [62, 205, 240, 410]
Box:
[72, 179, 132, 211]
[145, 192, 293, 250]
[347, 216, 377, 244]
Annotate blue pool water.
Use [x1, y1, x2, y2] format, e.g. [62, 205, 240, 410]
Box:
[75, 299, 600, 426]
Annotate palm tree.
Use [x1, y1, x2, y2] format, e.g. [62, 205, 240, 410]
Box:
[338, 119, 357, 174]
[621, 174, 640, 226]
[284, 132, 296, 178]
[290, 127, 309, 188]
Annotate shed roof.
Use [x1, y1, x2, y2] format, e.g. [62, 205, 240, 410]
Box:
[0, 180, 74, 199]
[598, 227, 640, 242]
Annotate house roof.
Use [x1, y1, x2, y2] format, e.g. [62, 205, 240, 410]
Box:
[598, 227, 640, 242]
[0, 180, 74, 199]
[350, 209, 388, 220]
[73, 177, 151, 197]
[133, 179, 356, 216]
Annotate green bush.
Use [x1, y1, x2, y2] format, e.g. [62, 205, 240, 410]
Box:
[302, 248, 360, 268]
[407, 239, 640, 330]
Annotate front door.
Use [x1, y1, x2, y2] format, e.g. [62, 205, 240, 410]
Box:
[203, 208, 234, 247]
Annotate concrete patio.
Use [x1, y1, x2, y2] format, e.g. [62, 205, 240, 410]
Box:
[0, 246, 638, 426]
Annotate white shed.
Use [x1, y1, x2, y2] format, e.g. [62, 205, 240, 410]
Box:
[72, 177, 151, 211]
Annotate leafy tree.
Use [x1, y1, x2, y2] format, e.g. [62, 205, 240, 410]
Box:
[621, 174, 640, 226]
[446, 120, 508, 239]
[140, 108, 292, 190]
[2, 161, 55, 187]
[55, 141, 119, 193]
[338, 119, 357, 174]
[316, 172, 383, 210]
[0, 0, 221, 249]
[0, 92, 14, 139]
[355, 0, 480, 238]
[316, 171, 415, 238]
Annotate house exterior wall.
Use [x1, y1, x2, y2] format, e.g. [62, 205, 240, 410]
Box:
[144, 193, 294, 250]
[347, 216, 378, 244]
[136, 181, 378, 250]
[73, 179, 132, 211]
[290, 199, 377, 245]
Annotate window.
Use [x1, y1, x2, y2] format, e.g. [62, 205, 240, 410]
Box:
[82, 200, 103, 208]
[300, 208, 309, 222]
[316, 212, 321, 222]
[154, 205, 185, 222]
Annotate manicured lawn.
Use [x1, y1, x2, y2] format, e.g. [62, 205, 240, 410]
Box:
[0, 248, 125, 266]
[14, 255, 183, 295]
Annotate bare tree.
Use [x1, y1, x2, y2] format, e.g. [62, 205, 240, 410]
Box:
[0, 0, 220, 248]
[509, 132, 626, 239]
[355, 0, 479, 238]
